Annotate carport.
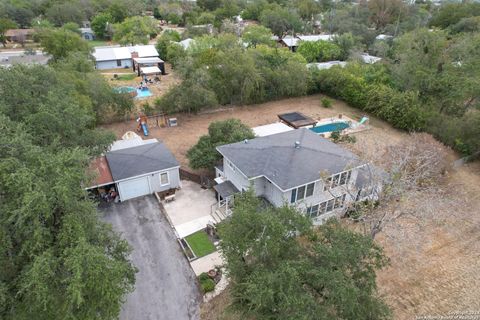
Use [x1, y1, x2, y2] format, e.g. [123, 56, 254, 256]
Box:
[132, 57, 165, 75]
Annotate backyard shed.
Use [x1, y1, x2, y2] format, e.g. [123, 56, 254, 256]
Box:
[106, 141, 180, 201]
[278, 112, 317, 129]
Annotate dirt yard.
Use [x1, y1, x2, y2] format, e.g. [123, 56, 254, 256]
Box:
[101, 62, 181, 112]
[102, 95, 480, 320]
[102, 94, 389, 168]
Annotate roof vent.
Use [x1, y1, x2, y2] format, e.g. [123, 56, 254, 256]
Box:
[244, 139, 248, 144]
[295, 141, 300, 148]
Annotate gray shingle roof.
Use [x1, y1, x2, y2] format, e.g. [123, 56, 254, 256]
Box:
[217, 129, 362, 190]
[106, 142, 179, 181]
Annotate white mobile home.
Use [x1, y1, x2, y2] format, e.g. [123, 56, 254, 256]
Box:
[92, 45, 160, 70]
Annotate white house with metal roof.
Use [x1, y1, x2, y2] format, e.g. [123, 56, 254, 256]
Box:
[92, 45, 160, 70]
[213, 129, 378, 224]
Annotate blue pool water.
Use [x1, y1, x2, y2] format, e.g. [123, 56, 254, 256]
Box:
[310, 121, 350, 134]
[136, 88, 152, 98]
[114, 86, 152, 98]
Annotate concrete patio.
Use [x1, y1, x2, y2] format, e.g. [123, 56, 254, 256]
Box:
[163, 180, 217, 238]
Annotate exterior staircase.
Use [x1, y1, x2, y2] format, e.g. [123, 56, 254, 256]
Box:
[210, 200, 232, 224]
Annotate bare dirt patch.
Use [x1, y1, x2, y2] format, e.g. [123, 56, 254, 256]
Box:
[102, 94, 388, 169]
[348, 132, 480, 319]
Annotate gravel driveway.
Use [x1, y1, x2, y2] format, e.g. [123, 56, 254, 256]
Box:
[102, 196, 201, 320]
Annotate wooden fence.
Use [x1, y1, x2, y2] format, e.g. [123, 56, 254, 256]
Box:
[179, 168, 214, 188]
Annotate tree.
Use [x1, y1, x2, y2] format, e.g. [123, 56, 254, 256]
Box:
[187, 119, 255, 169]
[333, 32, 359, 60]
[367, 0, 406, 30]
[429, 2, 480, 29]
[242, 25, 274, 48]
[197, 0, 222, 11]
[218, 190, 390, 319]
[156, 29, 181, 59]
[0, 18, 17, 47]
[295, 0, 321, 20]
[92, 12, 113, 39]
[39, 28, 90, 61]
[0, 64, 136, 320]
[62, 22, 81, 34]
[259, 5, 303, 37]
[113, 16, 156, 45]
[346, 133, 448, 239]
[297, 40, 342, 62]
[45, 1, 85, 26]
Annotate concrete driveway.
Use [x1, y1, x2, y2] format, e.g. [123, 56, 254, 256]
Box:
[102, 196, 201, 320]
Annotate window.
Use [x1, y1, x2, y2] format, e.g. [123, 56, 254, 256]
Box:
[324, 170, 351, 190]
[226, 159, 235, 172]
[319, 202, 327, 215]
[307, 204, 320, 218]
[326, 199, 335, 212]
[116, 59, 122, 67]
[306, 183, 314, 197]
[297, 185, 306, 200]
[160, 172, 169, 185]
[291, 182, 315, 203]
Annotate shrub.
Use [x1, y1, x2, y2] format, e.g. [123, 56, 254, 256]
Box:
[321, 97, 332, 108]
[297, 40, 342, 62]
[198, 273, 215, 293]
[331, 131, 356, 144]
[156, 82, 218, 114]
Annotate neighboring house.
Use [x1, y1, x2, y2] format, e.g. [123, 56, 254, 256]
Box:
[92, 45, 159, 70]
[5, 29, 34, 43]
[375, 34, 393, 41]
[360, 53, 382, 64]
[88, 137, 180, 202]
[281, 34, 335, 52]
[80, 27, 95, 41]
[280, 35, 299, 51]
[214, 129, 378, 224]
[179, 38, 194, 50]
[306, 61, 347, 70]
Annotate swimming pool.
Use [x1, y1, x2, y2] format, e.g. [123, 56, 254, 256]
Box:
[136, 88, 152, 98]
[114, 86, 152, 98]
[310, 121, 350, 134]
[114, 86, 136, 94]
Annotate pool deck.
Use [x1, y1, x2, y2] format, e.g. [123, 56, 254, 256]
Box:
[312, 115, 371, 138]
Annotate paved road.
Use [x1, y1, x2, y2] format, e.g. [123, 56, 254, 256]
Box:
[102, 196, 201, 320]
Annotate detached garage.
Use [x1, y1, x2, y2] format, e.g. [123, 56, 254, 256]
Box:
[106, 141, 180, 202]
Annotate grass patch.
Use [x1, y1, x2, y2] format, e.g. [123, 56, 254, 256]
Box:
[116, 74, 137, 81]
[185, 230, 216, 258]
[89, 40, 111, 47]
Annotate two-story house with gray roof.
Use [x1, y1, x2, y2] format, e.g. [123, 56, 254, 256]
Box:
[213, 128, 378, 223]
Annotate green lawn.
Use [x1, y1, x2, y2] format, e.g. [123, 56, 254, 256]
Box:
[185, 231, 216, 258]
[115, 74, 137, 81]
[89, 40, 110, 47]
